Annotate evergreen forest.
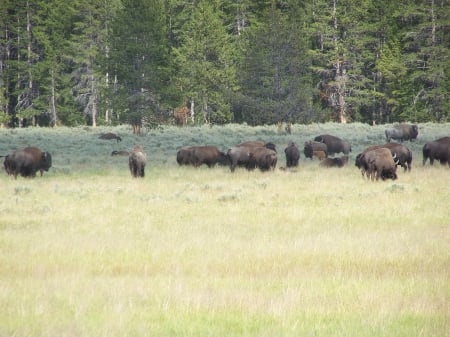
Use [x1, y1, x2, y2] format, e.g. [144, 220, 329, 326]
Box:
[1, 0, 449, 129]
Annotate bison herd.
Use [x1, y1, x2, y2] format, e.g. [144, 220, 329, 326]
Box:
[2, 124, 450, 181]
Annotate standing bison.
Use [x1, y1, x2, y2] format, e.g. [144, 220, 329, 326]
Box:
[284, 141, 300, 167]
[227, 146, 252, 172]
[3, 146, 52, 179]
[313, 134, 351, 155]
[385, 124, 418, 142]
[176, 146, 227, 167]
[422, 136, 450, 166]
[247, 147, 277, 171]
[176, 147, 194, 166]
[357, 148, 398, 181]
[227, 141, 276, 172]
[129, 145, 147, 178]
[303, 140, 328, 160]
[191, 146, 228, 167]
[356, 143, 412, 173]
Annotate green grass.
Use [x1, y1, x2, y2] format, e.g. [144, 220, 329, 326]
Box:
[0, 123, 449, 336]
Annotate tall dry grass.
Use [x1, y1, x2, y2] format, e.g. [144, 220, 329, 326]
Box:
[0, 123, 449, 336]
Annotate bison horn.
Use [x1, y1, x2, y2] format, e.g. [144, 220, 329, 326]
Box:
[393, 153, 400, 164]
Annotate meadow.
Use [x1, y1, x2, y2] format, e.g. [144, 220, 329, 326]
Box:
[0, 123, 449, 337]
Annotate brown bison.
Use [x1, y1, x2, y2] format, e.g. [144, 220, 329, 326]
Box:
[227, 146, 252, 172]
[356, 143, 412, 172]
[176, 146, 227, 167]
[191, 146, 228, 167]
[129, 146, 147, 177]
[227, 142, 276, 172]
[361, 148, 398, 181]
[99, 132, 122, 142]
[313, 134, 351, 155]
[304, 141, 328, 160]
[385, 124, 418, 142]
[238, 140, 277, 152]
[284, 141, 300, 167]
[3, 146, 52, 179]
[319, 155, 349, 168]
[422, 136, 450, 166]
[247, 147, 277, 171]
[176, 147, 194, 166]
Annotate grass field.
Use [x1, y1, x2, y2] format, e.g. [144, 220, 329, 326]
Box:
[0, 123, 449, 337]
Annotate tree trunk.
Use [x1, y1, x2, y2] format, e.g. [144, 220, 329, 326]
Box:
[91, 73, 97, 127]
[50, 68, 57, 126]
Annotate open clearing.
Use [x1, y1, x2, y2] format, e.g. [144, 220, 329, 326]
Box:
[0, 123, 449, 336]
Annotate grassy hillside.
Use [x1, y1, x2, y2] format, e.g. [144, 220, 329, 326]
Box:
[0, 123, 449, 337]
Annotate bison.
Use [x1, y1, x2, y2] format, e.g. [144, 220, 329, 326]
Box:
[2, 154, 13, 175]
[176, 147, 194, 166]
[357, 143, 412, 173]
[361, 148, 398, 181]
[284, 141, 300, 167]
[3, 147, 52, 179]
[176, 146, 227, 167]
[129, 145, 147, 178]
[385, 124, 418, 142]
[238, 140, 277, 152]
[227, 146, 252, 172]
[313, 135, 351, 155]
[304, 140, 328, 160]
[247, 147, 277, 171]
[191, 146, 228, 167]
[313, 150, 327, 161]
[319, 155, 349, 168]
[99, 132, 122, 142]
[422, 136, 450, 166]
[111, 150, 129, 156]
[228, 142, 276, 172]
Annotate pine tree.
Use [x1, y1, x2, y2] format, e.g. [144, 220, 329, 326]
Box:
[108, 0, 176, 131]
[172, 0, 237, 124]
[236, 1, 311, 124]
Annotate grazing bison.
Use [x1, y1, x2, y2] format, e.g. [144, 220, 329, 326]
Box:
[228, 142, 277, 172]
[362, 148, 398, 181]
[303, 140, 328, 160]
[381, 143, 412, 172]
[247, 147, 277, 171]
[319, 155, 349, 168]
[284, 141, 300, 167]
[422, 136, 450, 166]
[3, 146, 52, 179]
[313, 135, 351, 155]
[357, 143, 412, 172]
[99, 132, 122, 142]
[176, 146, 227, 167]
[111, 150, 129, 156]
[176, 147, 194, 166]
[227, 146, 252, 172]
[129, 146, 146, 178]
[385, 124, 418, 142]
[191, 146, 228, 167]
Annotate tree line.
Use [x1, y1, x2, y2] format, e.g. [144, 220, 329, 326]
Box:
[1, 0, 449, 129]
